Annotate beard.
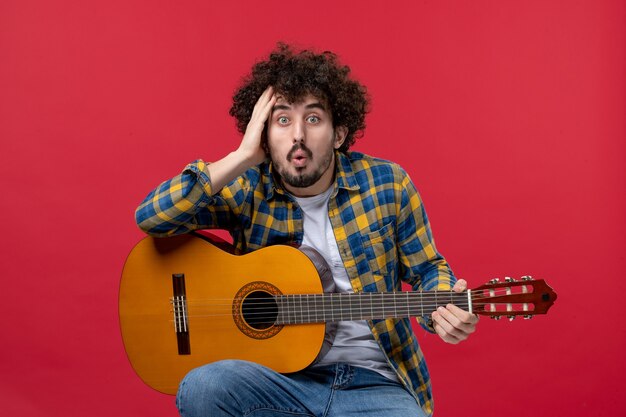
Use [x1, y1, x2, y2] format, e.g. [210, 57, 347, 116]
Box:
[272, 142, 335, 189]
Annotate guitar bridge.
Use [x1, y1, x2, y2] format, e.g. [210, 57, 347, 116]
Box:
[172, 273, 190, 355]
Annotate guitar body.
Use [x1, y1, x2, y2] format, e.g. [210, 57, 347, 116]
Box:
[119, 233, 327, 394]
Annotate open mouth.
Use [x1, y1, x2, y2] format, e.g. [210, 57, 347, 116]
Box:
[288, 146, 312, 168]
[292, 155, 307, 167]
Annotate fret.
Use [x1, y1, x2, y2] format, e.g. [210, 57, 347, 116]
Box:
[295, 294, 300, 324]
[346, 293, 351, 320]
[303, 294, 308, 323]
[346, 293, 352, 320]
[372, 293, 379, 319]
[359, 292, 362, 320]
[282, 295, 288, 324]
[339, 293, 343, 321]
[315, 295, 320, 323]
[339, 293, 345, 321]
[308, 294, 314, 323]
[382, 293, 386, 318]
[276, 295, 283, 325]
[286, 295, 292, 325]
[405, 292, 410, 317]
[392, 292, 397, 318]
[305, 294, 310, 324]
[326, 294, 333, 322]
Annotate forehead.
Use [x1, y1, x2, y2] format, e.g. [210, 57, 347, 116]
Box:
[274, 93, 329, 111]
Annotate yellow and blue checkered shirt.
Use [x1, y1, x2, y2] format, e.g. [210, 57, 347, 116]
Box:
[135, 151, 456, 416]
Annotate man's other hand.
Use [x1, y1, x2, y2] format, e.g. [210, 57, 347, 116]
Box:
[431, 279, 479, 344]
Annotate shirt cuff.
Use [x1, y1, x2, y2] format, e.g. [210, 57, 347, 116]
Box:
[417, 316, 437, 334]
[183, 159, 214, 204]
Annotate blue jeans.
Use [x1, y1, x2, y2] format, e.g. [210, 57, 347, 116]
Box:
[176, 360, 426, 417]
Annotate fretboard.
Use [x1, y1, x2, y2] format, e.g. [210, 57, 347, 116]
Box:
[275, 291, 469, 324]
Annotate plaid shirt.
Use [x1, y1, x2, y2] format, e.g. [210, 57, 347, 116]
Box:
[136, 151, 456, 416]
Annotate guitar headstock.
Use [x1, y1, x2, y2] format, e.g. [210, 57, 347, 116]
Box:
[471, 276, 557, 320]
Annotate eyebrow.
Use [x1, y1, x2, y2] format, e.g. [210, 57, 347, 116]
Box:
[272, 102, 327, 112]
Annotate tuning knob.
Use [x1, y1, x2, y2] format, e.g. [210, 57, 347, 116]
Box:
[490, 315, 502, 320]
[508, 316, 516, 321]
[489, 278, 500, 284]
[521, 275, 533, 281]
[504, 277, 516, 283]
[523, 315, 534, 320]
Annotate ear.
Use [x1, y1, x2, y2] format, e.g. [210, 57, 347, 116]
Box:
[334, 126, 349, 149]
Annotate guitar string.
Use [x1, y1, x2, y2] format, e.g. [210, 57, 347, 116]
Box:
[181, 292, 532, 313]
[172, 301, 533, 322]
[184, 296, 516, 307]
[182, 300, 517, 310]
[182, 288, 526, 305]
[173, 307, 531, 325]
[172, 289, 535, 322]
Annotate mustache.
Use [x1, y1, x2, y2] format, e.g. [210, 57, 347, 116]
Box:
[286, 143, 313, 161]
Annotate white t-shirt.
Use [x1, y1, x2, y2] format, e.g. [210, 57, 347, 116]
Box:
[293, 186, 398, 381]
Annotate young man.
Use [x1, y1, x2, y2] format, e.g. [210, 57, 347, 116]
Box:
[135, 44, 478, 417]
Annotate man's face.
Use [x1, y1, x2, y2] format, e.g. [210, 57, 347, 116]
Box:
[267, 93, 346, 197]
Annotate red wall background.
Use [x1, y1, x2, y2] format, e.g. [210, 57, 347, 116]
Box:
[2, 0, 624, 416]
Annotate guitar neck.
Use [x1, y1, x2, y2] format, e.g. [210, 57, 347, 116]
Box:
[275, 291, 469, 324]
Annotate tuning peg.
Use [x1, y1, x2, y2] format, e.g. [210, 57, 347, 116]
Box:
[489, 278, 500, 284]
[523, 315, 533, 320]
[490, 315, 502, 320]
[504, 277, 517, 283]
[508, 316, 516, 321]
[521, 275, 533, 281]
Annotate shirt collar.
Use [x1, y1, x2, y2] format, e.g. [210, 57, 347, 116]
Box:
[334, 151, 360, 192]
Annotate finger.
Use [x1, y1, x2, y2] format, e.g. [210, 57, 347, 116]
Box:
[432, 312, 462, 344]
[250, 87, 275, 119]
[433, 306, 477, 342]
[260, 89, 277, 114]
[432, 310, 467, 340]
[452, 279, 467, 292]
[445, 303, 479, 325]
[259, 85, 274, 100]
[262, 93, 277, 116]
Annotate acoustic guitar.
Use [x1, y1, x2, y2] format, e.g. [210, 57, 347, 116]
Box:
[119, 232, 557, 394]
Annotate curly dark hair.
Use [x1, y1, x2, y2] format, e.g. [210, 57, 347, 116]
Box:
[229, 43, 370, 152]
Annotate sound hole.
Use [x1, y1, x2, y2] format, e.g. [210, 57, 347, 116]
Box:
[242, 291, 278, 330]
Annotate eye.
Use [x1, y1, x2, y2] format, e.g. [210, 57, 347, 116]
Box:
[307, 115, 320, 124]
[277, 116, 289, 124]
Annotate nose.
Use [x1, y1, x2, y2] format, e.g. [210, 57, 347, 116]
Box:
[292, 121, 305, 143]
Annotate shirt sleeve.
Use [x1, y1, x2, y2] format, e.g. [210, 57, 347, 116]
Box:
[394, 168, 457, 333]
[134, 159, 244, 237]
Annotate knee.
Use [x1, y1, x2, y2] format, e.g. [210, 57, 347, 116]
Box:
[176, 360, 258, 416]
[179, 360, 242, 396]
